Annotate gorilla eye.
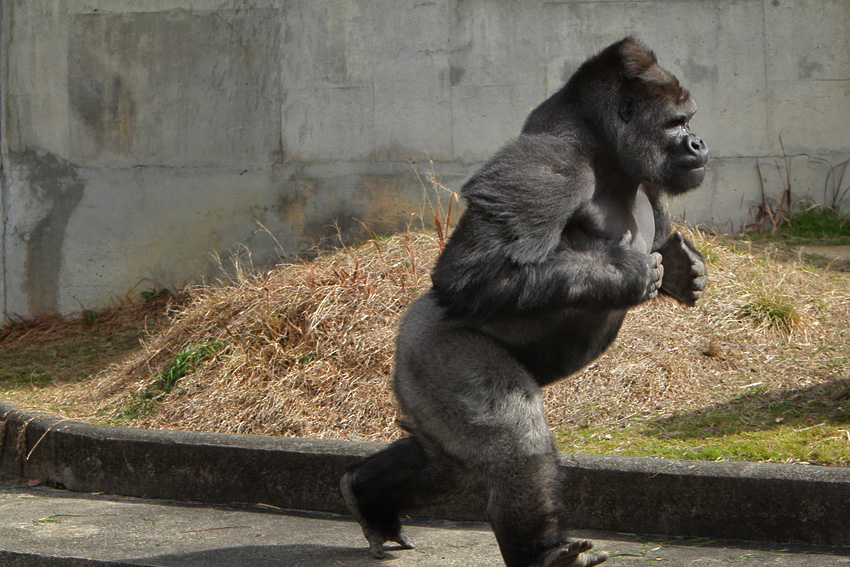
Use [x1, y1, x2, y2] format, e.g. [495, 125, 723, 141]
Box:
[666, 116, 689, 130]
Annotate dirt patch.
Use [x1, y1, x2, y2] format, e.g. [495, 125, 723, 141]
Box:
[797, 245, 850, 264]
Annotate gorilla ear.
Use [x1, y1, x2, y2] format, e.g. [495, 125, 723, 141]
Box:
[619, 97, 635, 122]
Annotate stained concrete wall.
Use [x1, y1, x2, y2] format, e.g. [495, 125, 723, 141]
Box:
[1, 0, 849, 317]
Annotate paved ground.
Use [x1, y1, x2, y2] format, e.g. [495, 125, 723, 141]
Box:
[1, 479, 848, 567]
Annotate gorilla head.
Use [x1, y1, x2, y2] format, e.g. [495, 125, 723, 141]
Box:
[523, 37, 708, 194]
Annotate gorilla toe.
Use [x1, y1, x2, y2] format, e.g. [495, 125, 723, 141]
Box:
[340, 473, 415, 559]
[535, 540, 609, 567]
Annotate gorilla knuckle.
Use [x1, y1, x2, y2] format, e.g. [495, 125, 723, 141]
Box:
[691, 262, 707, 277]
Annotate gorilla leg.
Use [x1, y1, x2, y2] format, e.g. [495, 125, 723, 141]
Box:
[341, 434, 473, 558]
[361, 292, 607, 566]
[486, 451, 563, 566]
[480, 403, 607, 567]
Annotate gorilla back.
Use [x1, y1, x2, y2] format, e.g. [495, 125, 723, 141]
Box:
[341, 37, 708, 567]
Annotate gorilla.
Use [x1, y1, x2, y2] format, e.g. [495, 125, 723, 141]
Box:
[340, 37, 708, 567]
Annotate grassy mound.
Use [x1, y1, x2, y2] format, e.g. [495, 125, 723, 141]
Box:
[4, 223, 849, 464]
[86, 231, 439, 440]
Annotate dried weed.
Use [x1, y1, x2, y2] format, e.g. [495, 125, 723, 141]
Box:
[36, 226, 850, 443]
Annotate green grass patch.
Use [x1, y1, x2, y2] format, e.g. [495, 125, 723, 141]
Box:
[557, 423, 850, 465]
[781, 208, 850, 239]
[100, 339, 225, 426]
[747, 207, 850, 246]
[556, 382, 850, 466]
[0, 371, 53, 389]
[736, 289, 801, 333]
[0, 326, 145, 392]
[153, 339, 225, 394]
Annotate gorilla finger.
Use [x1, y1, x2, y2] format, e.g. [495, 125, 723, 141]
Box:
[672, 232, 685, 246]
[692, 275, 708, 291]
[690, 262, 707, 277]
[649, 264, 663, 285]
[647, 275, 662, 295]
[645, 254, 661, 274]
[585, 551, 610, 567]
[619, 230, 633, 247]
[649, 269, 663, 287]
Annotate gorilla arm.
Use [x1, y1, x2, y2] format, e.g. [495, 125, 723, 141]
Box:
[431, 136, 663, 319]
[432, 222, 662, 319]
[644, 184, 707, 307]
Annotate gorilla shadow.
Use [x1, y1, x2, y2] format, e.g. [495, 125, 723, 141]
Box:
[642, 375, 850, 440]
[131, 544, 386, 567]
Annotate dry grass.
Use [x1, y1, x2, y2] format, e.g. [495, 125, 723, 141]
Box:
[83, 230, 439, 440]
[0, 292, 177, 408]
[5, 222, 849, 451]
[544, 228, 848, 430]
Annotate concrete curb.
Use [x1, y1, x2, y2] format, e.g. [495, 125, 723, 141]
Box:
[2, 399, 849, 547]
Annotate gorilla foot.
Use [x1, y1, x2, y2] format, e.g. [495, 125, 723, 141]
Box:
[534, 540, 609, 567]
[339, 473, 416, 559]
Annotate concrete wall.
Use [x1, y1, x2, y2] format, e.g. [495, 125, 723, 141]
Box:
[1, 0, 849, 317]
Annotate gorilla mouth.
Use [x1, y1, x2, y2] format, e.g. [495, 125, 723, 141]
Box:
[669, 160, 707, 192]
[679, 158, 708, 171]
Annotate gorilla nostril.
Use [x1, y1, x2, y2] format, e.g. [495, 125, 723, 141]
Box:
[689, 136, 708, 156]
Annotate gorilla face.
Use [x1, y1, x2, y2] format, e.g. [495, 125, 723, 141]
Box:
[654, 97, 708, 192]
[618, 86, 709, 194]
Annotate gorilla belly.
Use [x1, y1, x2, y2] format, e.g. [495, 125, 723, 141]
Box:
[479, 308, 627, 386]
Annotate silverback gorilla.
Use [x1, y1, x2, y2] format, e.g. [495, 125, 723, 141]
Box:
[341, 37, 708, 567]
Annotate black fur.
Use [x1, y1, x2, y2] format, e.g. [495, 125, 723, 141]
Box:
[341, 37, 708, 567]
[431, 135, 658, 321]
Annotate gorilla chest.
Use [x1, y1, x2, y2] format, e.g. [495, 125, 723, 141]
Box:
[577, 188, 655, 254]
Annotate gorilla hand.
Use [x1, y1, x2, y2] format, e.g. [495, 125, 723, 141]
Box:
[658, 232, 707, 306]
[619, 230, 663, 302]
[645, 251, 664, 301]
